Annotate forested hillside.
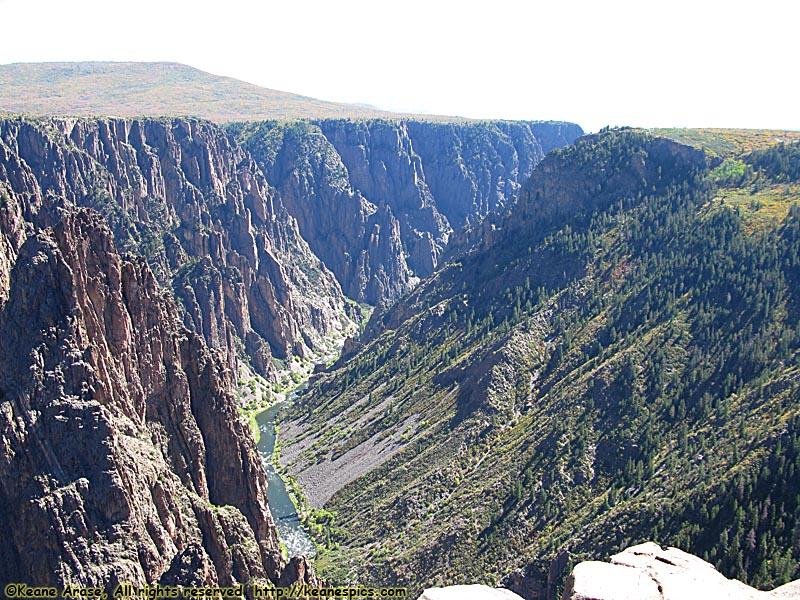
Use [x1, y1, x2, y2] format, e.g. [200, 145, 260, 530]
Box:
[279, 129, 800, 597]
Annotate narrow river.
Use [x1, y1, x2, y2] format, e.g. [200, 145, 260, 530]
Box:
[256, 401, 316, 557]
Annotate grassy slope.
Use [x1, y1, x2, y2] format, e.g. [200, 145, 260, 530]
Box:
[0, 62, 464, 122]
[281, 130, 800, 595]
[654, 128, 800, 157]
[657, 128, 800, 232]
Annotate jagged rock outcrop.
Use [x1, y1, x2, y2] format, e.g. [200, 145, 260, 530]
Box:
[315, 119, 450, 281]
[231, 119, 583, 304]
[231, 121, 414, 304]
[0, 116, 354, 379]
[0, 210, 314, 588]
[402, 121, 580, 229]
[562, 543, 800, 600]
[417, 585, 524, 600]
[278, 556, 324, 588]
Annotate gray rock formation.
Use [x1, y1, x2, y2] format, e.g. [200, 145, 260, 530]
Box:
[0, 116, 354, 379]
[417, 585, 525, 600]
[0, 210, 312, 588]
[316, 119, 449, 281]
[403, 121, 559, 229]
[234, 121, 414, 305]
[231, 119, 583, 304]
[562, 542, 800, 600]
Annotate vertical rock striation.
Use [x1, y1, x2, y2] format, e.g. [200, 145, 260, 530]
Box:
[0, 210, 311, 588]
[233, 121, 414, 305]
[231, 119, 583, 305]
[0, 116, 354, 379]
[315, 119, 450, 281]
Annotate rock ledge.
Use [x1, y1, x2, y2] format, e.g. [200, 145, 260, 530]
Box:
[418, 585, 524, 600]
[562, 542, 800, 600]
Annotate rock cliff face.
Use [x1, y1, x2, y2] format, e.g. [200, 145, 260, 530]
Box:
[315, 120, 450, 282]
[231, 119, 583, 304]
[0, 116, 354, 379]
[231, 121, 414, 305]
[402, 121, 580, 230]
[0, 210, 312, 588]
[562, 543, 800, 600]
[0, 112, 582, 589]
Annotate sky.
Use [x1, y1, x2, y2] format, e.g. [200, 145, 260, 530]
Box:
[1, 0, 798, 133]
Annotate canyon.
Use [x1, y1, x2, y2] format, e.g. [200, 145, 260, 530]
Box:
[4, 61, 800, 600]
[0, 105, 579, 592]
[278, 129, 800, 596]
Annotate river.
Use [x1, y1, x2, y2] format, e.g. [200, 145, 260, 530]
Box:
[256, 400, 316, 557]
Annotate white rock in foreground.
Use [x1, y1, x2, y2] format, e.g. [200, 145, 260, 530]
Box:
[418, 584, 524, 600]
[563, 542, 800, 600]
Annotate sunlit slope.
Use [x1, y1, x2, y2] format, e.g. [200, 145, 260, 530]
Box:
[280, 129, 800, 594]
[0, 62, 405, 121]
[654, 127, 800, 157]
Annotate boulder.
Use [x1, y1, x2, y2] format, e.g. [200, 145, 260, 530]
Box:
[562, 542, 800, 600]
[418, 584, 525, 600]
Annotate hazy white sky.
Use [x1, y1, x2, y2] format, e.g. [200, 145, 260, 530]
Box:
[1, 0, 797, 132]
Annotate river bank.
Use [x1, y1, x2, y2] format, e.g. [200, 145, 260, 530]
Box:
[255, 398, 316, 558]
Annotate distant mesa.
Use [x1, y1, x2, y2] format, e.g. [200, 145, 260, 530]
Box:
[0, 61, 460, 122]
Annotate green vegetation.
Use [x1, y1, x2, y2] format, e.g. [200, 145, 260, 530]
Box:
[0, 62, 396, 122]
[654, 128, 800, 157]
[282, 131, 800, 594]
[237, 370, 274, 444]
[0, 62, 477, 124]
[709, 141, 800, 233]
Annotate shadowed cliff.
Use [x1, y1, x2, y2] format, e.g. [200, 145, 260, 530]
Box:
[231, 119, 583, 304]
